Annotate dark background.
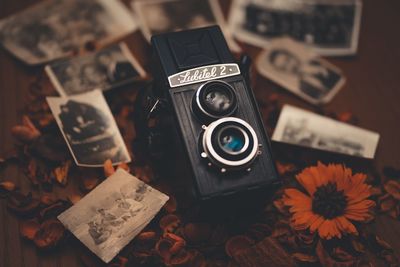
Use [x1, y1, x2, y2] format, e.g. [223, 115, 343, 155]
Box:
[1, 0, 400, 266]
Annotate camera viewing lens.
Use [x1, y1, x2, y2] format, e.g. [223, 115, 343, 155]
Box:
[201, 117, 259, 171]
[193, 81, 237, 119]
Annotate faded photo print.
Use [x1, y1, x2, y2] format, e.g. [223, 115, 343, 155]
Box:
[58, 169, 169, 263]
[0, 0, 137, 64]
[272, 105, 380, 159]
[47, 90, 131, 167]
[257, 38, 345, 105]
[229, 0, 362, 56]
[46, 43, 146, 96]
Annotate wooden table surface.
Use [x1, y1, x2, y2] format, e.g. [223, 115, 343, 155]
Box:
[1, 0, 400, 266]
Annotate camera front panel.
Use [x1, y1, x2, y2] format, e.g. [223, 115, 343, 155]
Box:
[168, 75, 277, 200]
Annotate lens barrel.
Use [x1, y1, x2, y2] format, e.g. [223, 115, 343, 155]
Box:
[193, 81, 238, 120]
[201, 117, 259, 171]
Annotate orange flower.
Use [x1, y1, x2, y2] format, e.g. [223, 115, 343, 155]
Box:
[283, 162, 375, 240]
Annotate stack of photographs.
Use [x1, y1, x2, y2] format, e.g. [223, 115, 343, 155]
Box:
[58, 169, 169, 263]
[132, 0, 241, 52]
[256, 37, 345, 105]
[228, 0, 362, 56]
[0, 0, 137, 65]
[45, 43, 147, 96]
[272, 105, 380, 159]
[46, 90, 131, 167]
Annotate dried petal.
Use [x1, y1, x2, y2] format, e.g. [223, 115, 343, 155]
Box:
[225, 235, 255, 258]
[0, 181, 18, 194]
[384, 180, 400, 200]
[7, 192, 40, 217]
[292, 252, 318, 263]
[34, 219, 65, 249]
[40, 194, 56, 206]
[39, 200, 70, 221]
[103, 159, 115, 177]
[53, 161, 71, 186]
[159, 214, 181, 233]
[379, 196, 396, 212]
[132, 165, 154, 183]
[11, 115, 41, 142]
[26, 159, 39, 186]
[80, 176, 99, 192]
[20, 219, 40, 240]
[67, 194, 82, 205]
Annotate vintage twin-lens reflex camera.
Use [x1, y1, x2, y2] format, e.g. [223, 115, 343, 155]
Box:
[136, 26, 278, 204]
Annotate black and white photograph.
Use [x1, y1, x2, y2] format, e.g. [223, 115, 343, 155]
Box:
[256, 37, 346, 105]
[132, 0, 241, 52]
[272, 105, 380, 159]
[0, 0, 137, 65]
[45, 43, 146, 96]
[58, 169, 169, 263]
[228, 0, 362, 56]
[46, 90, 131, 167]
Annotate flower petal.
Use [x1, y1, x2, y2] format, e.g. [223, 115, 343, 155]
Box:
[334, 216, 358, 235]
[318, 219, 342, 240]
[283, 189, 312, 210]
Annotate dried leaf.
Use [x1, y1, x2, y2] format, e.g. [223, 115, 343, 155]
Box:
[225, 235, 255, 258]
[40, 194, 56, 206]
[103, 159, 115, 177]
[80, 176, 99, 192]
[156, 233, 186, 264]
[316, 241, 357, 267]
[379, 196, 396, 212]
[53, 161, 71, 186]
[11, 115, 41, 142]
[292, 252, 318, 263]
[0, 181, 18, 195]
[7, 192, 40, 217]
[246, 223, 271, 242]
[20, 219, 40, 240]
[159, 214, 181, 233]
[34, 219, 65, 249]
[384, 180, 400, 200]
[67, 194, 82, 205]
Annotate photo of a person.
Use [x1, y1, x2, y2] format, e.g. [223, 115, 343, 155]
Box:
[47, 90, 131, 167]
[46, 43, 146, 96]
[268, 49, 341, 100]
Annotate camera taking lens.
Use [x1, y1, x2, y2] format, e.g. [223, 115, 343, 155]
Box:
[201, 117, 259, 172]
[193, 80, 237, 120]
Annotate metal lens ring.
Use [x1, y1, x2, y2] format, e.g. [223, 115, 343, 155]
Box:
[194, 80, 238, 119]
[202, 117, 259, 170]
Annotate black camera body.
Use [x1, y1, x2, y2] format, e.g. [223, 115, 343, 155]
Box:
[141, 26, 278, 203]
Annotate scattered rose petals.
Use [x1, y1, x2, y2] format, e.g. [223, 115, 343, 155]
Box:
[384, 180, 400, 200]
[53, 161, 71, 186]
[103, 159, 115, 177]
[67, 194, 82, 205]
[225, 235, 255, 258]
[20, 219, 40, 240]
[159, 214, 181, 233]
[7, 192, 40, 217]
[292, 252, 318, 263]
[80, 176, 99, 192]
[34, 219, 65, 249]
[11, 115, 41, 142]
[0, 181, 17, 193]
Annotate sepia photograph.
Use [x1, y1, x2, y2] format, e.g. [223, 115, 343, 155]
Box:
[45, 43, 146, 96]
[46, 90, 131, 167]
[132, 0, 241, 52]
[272, 105, 380, 159]
[0, 0, 137, 65]
[256, 37, 345, 105]
[228, 0, 362, 56]
[58, 169, 169, 263]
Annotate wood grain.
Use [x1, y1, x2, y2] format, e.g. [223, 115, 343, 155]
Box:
[1, 0, 400, 266]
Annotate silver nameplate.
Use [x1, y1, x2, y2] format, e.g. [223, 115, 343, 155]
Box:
[168, 63, 241, 88]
